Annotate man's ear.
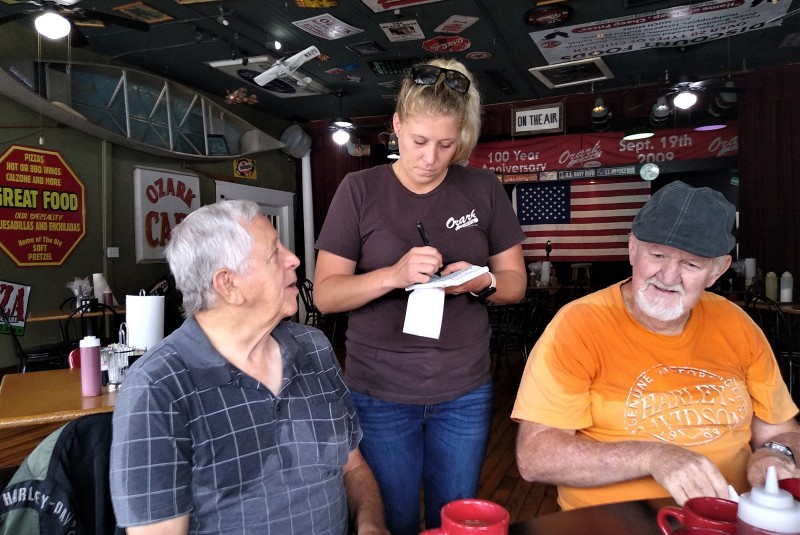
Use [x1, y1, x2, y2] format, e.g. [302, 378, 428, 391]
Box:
[212, 269, 244, 306]
[706, 255, 733, 288]
[628, 235, 637, 267]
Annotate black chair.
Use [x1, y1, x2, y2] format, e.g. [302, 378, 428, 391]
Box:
[0, 306, 68, 373]
[62, 299, 121, 348]
[298, 278, 322, 327]
[297, 278, 343, 343]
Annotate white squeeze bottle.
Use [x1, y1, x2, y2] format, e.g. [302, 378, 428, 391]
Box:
[737, 465, 800, 535]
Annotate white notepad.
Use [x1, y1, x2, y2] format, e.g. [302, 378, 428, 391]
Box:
[405, 265, 489, 291]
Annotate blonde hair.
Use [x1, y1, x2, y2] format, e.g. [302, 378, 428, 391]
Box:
[395, 58, 482, 165]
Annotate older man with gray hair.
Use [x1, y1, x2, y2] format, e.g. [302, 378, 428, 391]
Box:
[110, 199, 387, 534]
[514, 181, 800, 510]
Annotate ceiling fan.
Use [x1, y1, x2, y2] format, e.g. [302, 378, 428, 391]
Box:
[661, 75, 745, 110]
[0, 0, 150, 46]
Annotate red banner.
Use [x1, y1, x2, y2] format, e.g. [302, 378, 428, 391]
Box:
[467, 122, 738, 177]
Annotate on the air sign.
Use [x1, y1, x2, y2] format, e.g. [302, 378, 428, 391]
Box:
[0, 145, 86, 267]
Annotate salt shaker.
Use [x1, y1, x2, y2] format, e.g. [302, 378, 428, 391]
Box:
[737, 465, 800, 535]
[781, 272, 794, 303]
[80, 335, 102, 397]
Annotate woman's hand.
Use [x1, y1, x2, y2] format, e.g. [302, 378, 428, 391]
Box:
[386, 246, 443, 289]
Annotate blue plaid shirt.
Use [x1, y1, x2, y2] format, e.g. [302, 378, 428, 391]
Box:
[110, 318, 361, 534]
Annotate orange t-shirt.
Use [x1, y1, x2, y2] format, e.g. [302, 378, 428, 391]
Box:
[512, 281, 798, 510]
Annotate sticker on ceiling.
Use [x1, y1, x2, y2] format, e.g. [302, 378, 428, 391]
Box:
[381, 20, 425, 42]
[422, 36, 471, 54]
[361, 0, 444, 13]
[466, 51, 492, 60]
[293, 13, 363, 40]
[434, 15, 479, 34]
[295, 0, 338, 7]
[523, 5, 572, 27]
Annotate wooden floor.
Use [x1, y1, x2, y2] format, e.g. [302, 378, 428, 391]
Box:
[477, 351, 560, 523]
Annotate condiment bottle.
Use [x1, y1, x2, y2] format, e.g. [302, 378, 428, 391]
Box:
[781, 272, 794, 303]
[765, 272, 779, 301]
[737, 465, 800, 534]
[80, 335, 102, 397]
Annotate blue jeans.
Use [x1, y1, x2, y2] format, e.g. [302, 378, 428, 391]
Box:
[351, 383, 493, 535]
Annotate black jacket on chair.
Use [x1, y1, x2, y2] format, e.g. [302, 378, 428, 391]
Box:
[0, 412, 124, 535]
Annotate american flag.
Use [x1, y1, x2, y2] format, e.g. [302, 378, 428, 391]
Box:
[513, 178, 651, 262]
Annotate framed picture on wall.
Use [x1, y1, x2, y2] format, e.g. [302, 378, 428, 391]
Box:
[133, 167, 200, 263]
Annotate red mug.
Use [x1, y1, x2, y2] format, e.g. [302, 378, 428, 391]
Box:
[439, 499, 509, 534]
[671, 529, 734, 535]
[779, 478, 800, 501]
[657, 497, 738, 535]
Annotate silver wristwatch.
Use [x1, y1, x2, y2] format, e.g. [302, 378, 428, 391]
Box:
[761, 441, 795, 463]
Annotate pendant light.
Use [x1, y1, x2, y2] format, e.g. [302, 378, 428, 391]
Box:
[35, 11, 71, 40]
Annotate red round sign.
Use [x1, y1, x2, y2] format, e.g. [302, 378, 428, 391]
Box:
[422, 36, 471, 53]
[0, 145, 86, 267]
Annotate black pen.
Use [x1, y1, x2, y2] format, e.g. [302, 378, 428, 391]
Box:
[416, 221, 441, 276]
[416, 221, 430, 246]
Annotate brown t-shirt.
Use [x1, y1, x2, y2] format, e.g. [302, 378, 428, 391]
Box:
[315, 164, 524, 403]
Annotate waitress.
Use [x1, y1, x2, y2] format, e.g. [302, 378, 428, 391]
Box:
[314, 58, 527, 535]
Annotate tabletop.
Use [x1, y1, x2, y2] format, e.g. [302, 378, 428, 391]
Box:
[27, 306, 126, 323]
[0, 368, 119, 467]
[509, 498, 674, 535]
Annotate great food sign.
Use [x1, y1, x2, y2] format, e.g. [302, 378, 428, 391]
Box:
[0, 145, 85, 267]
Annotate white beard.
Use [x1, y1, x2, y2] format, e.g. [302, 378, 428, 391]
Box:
[634, 278, 686, 322]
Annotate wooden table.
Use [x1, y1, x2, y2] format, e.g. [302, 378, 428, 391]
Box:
[509, 498, 674, 535]
[0, 368, 118, 468]
[27, 306, 126, 323]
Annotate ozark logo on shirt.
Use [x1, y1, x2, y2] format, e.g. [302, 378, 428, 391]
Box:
[446, 209, 479, 231]
[623, 364, 748, 446]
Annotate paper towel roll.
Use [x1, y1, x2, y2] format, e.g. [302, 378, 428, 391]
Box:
[125, 294, 164, 350]
[541, 261, 551, 285]
[744, 258, 756, 282]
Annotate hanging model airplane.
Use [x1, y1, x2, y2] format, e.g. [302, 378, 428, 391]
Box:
[253, 46, 321, 87]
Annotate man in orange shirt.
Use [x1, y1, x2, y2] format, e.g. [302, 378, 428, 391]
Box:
[513, 181, 800, 510]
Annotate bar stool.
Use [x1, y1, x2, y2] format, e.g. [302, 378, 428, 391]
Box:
[571, 263, 592, 286]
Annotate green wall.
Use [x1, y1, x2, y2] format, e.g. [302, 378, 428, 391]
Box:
[0, 91, 297, 370]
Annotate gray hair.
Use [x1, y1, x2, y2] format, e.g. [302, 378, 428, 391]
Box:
[395, 58, 482, 165]
[165, 199, 261, 317]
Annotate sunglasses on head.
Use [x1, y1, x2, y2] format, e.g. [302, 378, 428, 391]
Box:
[410, 65, 470, 94]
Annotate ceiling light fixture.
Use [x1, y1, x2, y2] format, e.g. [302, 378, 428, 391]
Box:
[673, 90, 698, 110]
[650, 96, 671, 126]
[35, 11, 71, 40]
[693, 119, 727, 132]
[274, 40, 282, 51]
[332, 129, 350, 145]
[591, 96, 610, 131]
[622, 125, 655, 141]
[217, 6, 230, 26]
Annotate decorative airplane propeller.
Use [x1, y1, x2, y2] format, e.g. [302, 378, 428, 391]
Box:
[0, 0, 149, 46]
